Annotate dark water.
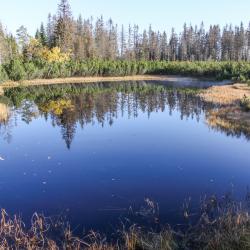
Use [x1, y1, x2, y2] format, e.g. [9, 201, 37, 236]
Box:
[0, 80, 249, 234]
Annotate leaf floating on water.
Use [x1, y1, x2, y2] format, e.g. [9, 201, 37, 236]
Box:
[0, 156, 4, 161]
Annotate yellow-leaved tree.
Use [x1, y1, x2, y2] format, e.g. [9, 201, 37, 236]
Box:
[25, 38, 71, 63]
[40, 47, 71, 63]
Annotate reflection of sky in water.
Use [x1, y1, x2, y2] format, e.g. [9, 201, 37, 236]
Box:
[0, 81, 249, 233]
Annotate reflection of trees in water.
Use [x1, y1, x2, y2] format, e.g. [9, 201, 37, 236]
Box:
[0, 100, 14, 143]
[4, 81, 249, 148]
[37, 90, 209, 148]
[206, 108, 250, 140]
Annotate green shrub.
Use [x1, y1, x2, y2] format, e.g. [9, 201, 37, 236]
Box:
[0, 65, 9, 83]
[3, 59, 250, 82]
[4, 59, 26, 81]
[24, 62, 43, 79]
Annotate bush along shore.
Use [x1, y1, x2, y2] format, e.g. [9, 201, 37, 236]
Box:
[2, 60, 250, 84]
[0, 194, 250, 250]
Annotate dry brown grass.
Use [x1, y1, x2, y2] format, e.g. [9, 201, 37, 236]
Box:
[206, 107, 250, 139]
[199, 83, 250, 105]
[0, 75, 174, 92]
[0, 103, 10, 124]
[123, 225, 175, 250]
[0, 209, 116, 250]
[1, 196, 250, 250]
[200, 83, 250, 138]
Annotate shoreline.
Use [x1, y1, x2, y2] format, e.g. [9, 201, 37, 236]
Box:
[0, 75, 168, 96]
[2, 76, 249, 139]
[0, 75, 178, 93]
[0, 76, 249, 101]
[0, 74, 231, 95]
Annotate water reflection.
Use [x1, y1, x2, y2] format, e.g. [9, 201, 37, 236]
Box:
[0, 81, 250, 233]
[206, 107, 250, 140]
[1, 81, 250, 146]
[2, 81, 215, 148]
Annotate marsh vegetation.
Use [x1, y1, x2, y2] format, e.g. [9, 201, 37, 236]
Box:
[1, 193, 250, 250]
[0, 1, 250, 249]
[0, 80, 250, 250]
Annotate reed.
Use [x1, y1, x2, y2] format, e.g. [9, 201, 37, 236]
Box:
[0, 194, 250, 249]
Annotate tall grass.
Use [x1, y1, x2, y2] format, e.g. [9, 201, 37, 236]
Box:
[0, 194, 250, 249]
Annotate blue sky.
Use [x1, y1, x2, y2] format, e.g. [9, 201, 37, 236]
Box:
[0, 0, 250, 35]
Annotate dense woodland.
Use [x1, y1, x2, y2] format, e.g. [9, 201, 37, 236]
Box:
[1, 0, 250, 82]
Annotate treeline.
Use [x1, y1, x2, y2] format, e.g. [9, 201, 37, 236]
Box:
[3, 0, 250, 61]
[0, 0, 250, 62]
[1, 0, 250, 82]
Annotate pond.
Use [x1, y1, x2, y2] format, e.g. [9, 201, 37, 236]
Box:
[0, 79, 249, 235]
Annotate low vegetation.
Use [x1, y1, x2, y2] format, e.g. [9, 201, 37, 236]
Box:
[1, 59, 250, 83]
[0, 194, 250, 250]
[240, 95, 250, 111]
[199, 83, 250, 105]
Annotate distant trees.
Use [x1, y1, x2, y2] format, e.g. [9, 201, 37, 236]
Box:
[28, 0, 250, 62]
[16, 26, 30, 53]
[0, 23, 9, 64]
[54, 0, 74, 52]
[35, 23, 47, 46]
[2, 0, 250, 65]
[0, 22, 18, 66]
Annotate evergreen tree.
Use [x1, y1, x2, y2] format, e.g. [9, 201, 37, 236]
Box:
[39, 23, 47, 46]
[74, 15, 85, 60]
[16, 25, 30, 53]
[54, 0, 74, 52]
[120, 25, 126, 59]
[0, 22, 9, 63]
[169, 28, 178, 61]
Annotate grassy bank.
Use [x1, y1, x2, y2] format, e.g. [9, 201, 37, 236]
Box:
[0, 195, 250, 250]
[0, 75, 183, 90]
[2, 60, 250, 96]
[200, 83, 250, 105]
[199, 83, 250, 139]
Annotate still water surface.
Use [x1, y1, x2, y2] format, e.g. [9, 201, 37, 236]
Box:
[0, 80, 249, 233]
